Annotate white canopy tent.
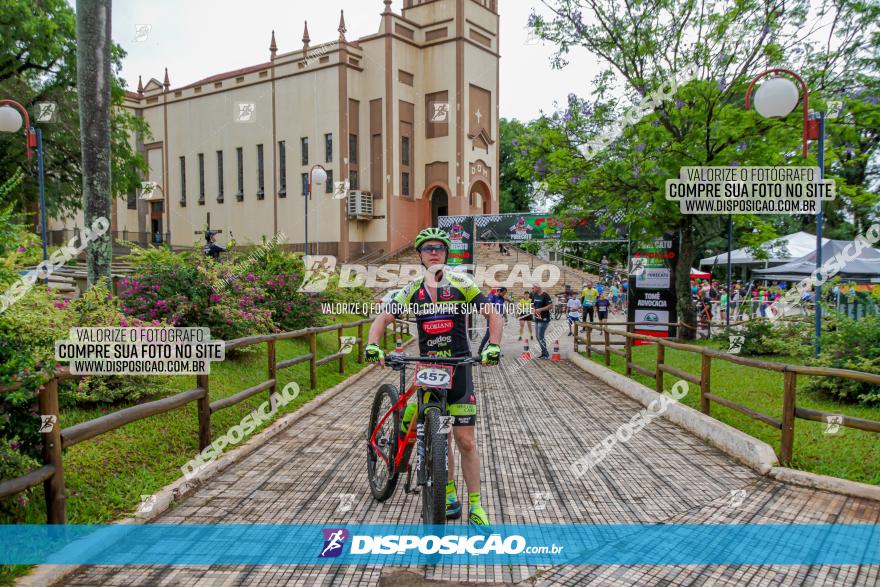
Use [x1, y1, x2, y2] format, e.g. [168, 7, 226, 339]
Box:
[699, 231, 830, 267]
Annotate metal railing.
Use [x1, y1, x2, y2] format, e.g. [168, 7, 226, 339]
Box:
[0, 318, 410, 524]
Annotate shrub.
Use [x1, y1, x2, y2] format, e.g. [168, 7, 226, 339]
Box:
[0, 439, 40, 513]
[1, 282, 166, 458]
[804, 313, 880, 405]
[717, 318, 812, 358]
[119, 246, 275, 341]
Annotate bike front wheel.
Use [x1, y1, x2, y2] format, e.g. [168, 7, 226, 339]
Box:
[421, 407, 448, 525]
[367, 384, 401, 501]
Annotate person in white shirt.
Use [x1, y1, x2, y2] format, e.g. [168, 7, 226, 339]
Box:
[567, 294, 582, 336]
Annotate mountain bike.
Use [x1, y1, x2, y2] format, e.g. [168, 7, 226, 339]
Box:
[367, 353, 478, 524]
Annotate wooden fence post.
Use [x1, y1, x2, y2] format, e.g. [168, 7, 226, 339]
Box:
[309, 331, 318, 390]
[781, 371, 797, 464]
[357, 322, 364, 363]
[40, 378, 66, 524]
[655, 343, 665, 394]
[338, 326, 345, 373]
[604, 327, 611, 366]
[196, 373, 211, 451]
[586, 326, 592, 358]
[700, 353, 711, 415]
[267, 340, 277, 399]
[624, 335, 632, 376]
[573, 322, 579, 353]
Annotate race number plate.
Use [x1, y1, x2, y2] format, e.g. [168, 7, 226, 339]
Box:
[413, 363, 454, 389]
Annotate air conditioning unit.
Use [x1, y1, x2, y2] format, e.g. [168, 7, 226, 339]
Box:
[347, 190, 374, 220]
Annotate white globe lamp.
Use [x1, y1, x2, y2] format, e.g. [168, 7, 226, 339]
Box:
[0, 106, 24, 133]
[311, 166, 328, 186]
[752, 77, 800, 118]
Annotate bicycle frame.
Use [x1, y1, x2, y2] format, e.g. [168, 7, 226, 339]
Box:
[369, 355, 476, 482]
[369, 361, 453, 475]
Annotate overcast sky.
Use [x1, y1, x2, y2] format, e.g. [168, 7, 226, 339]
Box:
[104, 0, 600, 122]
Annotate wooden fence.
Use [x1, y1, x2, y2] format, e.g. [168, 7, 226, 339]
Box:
[0, 317, 409, 524]
[574, 321, 880, 465]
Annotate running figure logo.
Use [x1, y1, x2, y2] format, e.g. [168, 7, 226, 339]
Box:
[319, 528, 349, 558]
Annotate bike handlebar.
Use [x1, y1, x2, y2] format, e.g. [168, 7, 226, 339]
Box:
[385, 353, 480, 366]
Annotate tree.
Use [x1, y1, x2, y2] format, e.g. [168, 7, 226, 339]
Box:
[520, 0, 880, 337]
[499, 118, 538, 213]
[0, 0, 147, 224]
[76, 0, 113, 286]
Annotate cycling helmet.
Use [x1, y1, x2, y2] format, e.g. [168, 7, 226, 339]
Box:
[414, 227, 451, 251]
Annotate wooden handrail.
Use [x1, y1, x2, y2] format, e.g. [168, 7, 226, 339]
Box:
[62, 387, 207, 448]
[575, 322, 880, 467]
[0, 465, 55, 500]
[1, 316, 403, 524]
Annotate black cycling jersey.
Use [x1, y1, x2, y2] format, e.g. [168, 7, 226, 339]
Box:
[390, 271, 488, 358]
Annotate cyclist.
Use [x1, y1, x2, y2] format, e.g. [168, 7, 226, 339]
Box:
[364, 227, 502, 528]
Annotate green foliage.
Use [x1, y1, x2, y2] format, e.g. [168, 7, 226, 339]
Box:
[118, 246, 275, 341]
[0, 0, 149, 218]
[118, 244, 353, 336]
[0, 440, 40, 512]
[520, 241, 542, 256]
[719, 319, 813, 358]
[499, 118, 536, 213]
[0, 281, 164, 461]
[805, 313, 880, 405]
[522, 0, 880, 335]
[0, 202, 39, 286]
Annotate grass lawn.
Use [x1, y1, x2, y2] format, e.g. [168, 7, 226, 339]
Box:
[2, 316, 409, 584]
[9, 316, 407, 525]
[585, 341, 880, 485]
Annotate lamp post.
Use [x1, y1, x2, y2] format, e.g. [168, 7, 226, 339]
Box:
[745, 69, 825, 356]
[306, 164, 327, 255]
[0, 100, 49, 284]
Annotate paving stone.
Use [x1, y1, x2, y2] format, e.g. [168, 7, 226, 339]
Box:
[62, 321, 879, 586]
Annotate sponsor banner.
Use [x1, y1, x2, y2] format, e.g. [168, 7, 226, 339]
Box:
[1, 524, 878, 565]
[437, 216, 476, 273]
[442, 213, 627, 243]
[628, 234, 678, 339]
[636, 268, 670, 289]
[634, 309, 669, 331]
[634, 330, 671, 346]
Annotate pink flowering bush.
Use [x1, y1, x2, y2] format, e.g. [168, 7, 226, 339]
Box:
[1, 282, 164, 471]
[118, 246, 275, 341]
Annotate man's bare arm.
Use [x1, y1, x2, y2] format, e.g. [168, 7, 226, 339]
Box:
[479, 304, 503, 346]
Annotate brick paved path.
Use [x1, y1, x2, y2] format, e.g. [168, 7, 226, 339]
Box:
[62, 319, 879, 586]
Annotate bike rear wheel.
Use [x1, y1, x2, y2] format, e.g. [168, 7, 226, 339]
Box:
[421, 407, 448, 525]
[367, 384, 401, 501]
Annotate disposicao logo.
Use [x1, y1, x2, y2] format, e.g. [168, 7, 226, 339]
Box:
[319, 528, 349, 558]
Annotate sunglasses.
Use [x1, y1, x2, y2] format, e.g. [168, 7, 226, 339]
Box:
[419, 245, 447, 253]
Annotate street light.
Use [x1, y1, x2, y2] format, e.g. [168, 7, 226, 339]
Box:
[0, 100, 48, 284]
[306, 164, 327, 255]
[745, 69, 825, 356]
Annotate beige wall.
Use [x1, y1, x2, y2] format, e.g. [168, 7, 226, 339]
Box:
[51, 0, 499, 260]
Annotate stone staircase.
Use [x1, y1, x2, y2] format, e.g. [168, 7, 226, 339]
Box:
[367, 243, 599, 300]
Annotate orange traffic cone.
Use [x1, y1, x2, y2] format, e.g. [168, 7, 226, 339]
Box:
[521, 338, 532, 361]
[551, 340, 561, 362]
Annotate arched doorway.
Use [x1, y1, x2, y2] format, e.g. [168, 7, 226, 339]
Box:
[430, 187, 449, 227]
[468, 180, 491, 214]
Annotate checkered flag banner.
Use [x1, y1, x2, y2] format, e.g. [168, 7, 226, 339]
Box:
[475, 215, 503, 227]
[438, 216, 469, 228]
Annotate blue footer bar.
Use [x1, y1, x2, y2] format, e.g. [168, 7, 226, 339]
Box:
[1, 524, 877, 565]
